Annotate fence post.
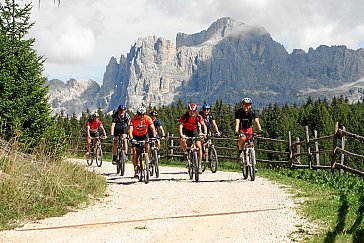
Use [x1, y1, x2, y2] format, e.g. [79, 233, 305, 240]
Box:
[314, 130, 320, 168]
[340, 126, 346, 175]
[288, 131, 292, 167]
[331, 122, 339, 173]
[305, 126, 312, 169]
[296, 137, 301, 164]
[167, 133, 174, 160]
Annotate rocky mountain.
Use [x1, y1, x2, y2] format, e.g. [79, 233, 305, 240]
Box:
[47, 17, 364, 116]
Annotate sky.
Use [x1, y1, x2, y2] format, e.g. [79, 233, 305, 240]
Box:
[23, 0, 364, 83]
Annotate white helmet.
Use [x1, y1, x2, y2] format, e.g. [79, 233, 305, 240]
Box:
[136, 106, 146, 115]
[241, 97, 252, 104]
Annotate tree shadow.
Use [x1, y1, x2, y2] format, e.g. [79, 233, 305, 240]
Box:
[324, 193, 349, 243]
[349, 193, 364, 243]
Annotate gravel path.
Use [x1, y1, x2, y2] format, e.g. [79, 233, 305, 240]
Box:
[0, 159, 309, 242]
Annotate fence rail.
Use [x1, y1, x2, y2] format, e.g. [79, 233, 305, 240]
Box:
[65, 121, 364, 177]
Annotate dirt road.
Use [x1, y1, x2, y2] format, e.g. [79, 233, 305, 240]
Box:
[0, 159, 309, 242]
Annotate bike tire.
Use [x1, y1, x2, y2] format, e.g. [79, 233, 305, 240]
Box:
[86, 152, 93, 166]
[138, 156, 143, 182]
[188, 151, 193, 180]
[249, 149, 256, 181]
[193, 151, 199, 182]
[209, 147, 218, 173]
[241, 153, 248, 179]
[144, 154, 150, 184]
[95, 146, 103, 167]
[153, 149, 159, 178]
[120, 151, 126, 176]
[149, 151, 155, 177]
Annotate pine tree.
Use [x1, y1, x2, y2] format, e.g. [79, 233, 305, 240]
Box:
[0, 0, 52, 148]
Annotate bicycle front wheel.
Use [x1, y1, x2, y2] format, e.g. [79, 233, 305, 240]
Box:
[95, 146, 103, 167]
[119, 150, 126, 176]
[188, 151, 193, 180]
[209, 147, 218, 173]
[153, 150, 160, 178]
[144, 154, 150, 184]
[193, 151, 199, 182]
[249, 149, 256, 181]
[241, 153, 248, 179]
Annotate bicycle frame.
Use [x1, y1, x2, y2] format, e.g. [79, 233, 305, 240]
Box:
[239, 133, 257, 181]
[132, 139, 150, 184]
[185, 136, 202, 182]
[114, 136, 128, 175]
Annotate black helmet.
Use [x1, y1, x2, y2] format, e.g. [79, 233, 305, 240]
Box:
[149, 111, 158, 117]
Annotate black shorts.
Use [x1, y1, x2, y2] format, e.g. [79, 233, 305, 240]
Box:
[182, 128, 200, 140]
[114, 128, 128, 137]
[90, 131, 99, 138]
[132, 134, 149, 147]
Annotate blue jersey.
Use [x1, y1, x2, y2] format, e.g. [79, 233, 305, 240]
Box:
[112, 112, 130, 130]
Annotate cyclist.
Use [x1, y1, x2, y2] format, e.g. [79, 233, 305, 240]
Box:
[234, 97, 262, 158]
[110, 104, 131, 164]
[179, 103, 207, 172]
[86, 112, 107, 156]
[129, 106, 157, 178]
[199, 103, 221, 137]
[148, 110, 166, 151]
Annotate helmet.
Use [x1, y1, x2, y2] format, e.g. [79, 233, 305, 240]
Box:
[241, 97, 252, 104]
[188, 103, 197, 111]
[136, 106, 147, 115]
[202, 103, 211, 110]
[118, 103, 127, 110]
[149, 111, 158, 117]
[92, 112, 99, 118]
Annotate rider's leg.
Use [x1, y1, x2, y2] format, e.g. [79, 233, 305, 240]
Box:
[112, 139, 118, 163]
[86, 136, 91, 154]
[196, 140, 203, 171]
[122, 133, 128, 157]
[132, 146, 138, 177]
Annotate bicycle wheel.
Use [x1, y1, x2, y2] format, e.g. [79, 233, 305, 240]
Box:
[144, 154, 150, 184]
[241, 152, 248, 179]
[188, 151, 193, 180]
[249, 149, 256, 181]
[154, 150, 160, 178]
[149, 151, 155, 177]
[119, 150, 126, 176]
[193, 151, 199, 182]
[95, 146, 103, 167]
[209, 147, 218, 173]
[138, 156, 143, 182]
[86, 150, 93, 166]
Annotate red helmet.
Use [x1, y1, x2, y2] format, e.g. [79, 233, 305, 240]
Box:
[188, 103, 197, 111]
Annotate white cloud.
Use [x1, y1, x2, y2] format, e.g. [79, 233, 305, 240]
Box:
[23, 0, 364, 82]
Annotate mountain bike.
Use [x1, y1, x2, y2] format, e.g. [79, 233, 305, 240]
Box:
[86, 136, 104, 167]
[114, 136, 128, 176]
[185, 136, 202, 182]
[132, 139, 150, 184]
[149, 137, 160, 178]
[239, 132, 257, 181]
[201, 134, 218, 173]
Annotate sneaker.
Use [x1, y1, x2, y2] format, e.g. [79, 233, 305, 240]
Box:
[133, 173, 139, 179]
[112, 160, 117, 165]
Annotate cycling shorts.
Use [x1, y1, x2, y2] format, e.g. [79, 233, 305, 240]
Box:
[132, 134, 149, 147]
[182, 128, 200, 140]
[239, 127, 253, 141]
[90, 131, 99, 138]
[114, 128, 128, 137]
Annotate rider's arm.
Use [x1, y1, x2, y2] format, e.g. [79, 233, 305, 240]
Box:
[201, 121, 207, 136]
[129, 125, 134, 140]
[159, 125, 166, 137]
[212, 119, 220, 134]
[234, 119, 240, 134]
[150, 124, 157, 137]
[254, 118, 262, 132]
[87, 125, 91, 137]
[100, 125, 107, 137]
[178, 123, 184, 138]
[110, 122, 115, 137]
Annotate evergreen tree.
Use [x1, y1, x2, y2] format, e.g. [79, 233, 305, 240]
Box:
[0, 0, 52, 148]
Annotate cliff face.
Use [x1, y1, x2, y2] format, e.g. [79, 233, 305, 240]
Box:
[48, 17, 364, 116]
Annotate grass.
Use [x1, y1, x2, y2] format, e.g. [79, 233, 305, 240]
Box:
[161, 158, 364, 242]
[0, 145, 107, 230]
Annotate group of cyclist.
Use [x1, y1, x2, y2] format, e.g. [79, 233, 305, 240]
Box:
[86, 97, 262, 177]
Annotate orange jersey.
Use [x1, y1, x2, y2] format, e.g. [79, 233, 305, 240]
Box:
[130, 115, 153, 136]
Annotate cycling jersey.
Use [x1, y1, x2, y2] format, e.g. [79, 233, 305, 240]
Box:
[112, 112, 130, 130]
[179, 113, 204, 132]
[130, 115, 153, 136]
[87, 119, 103, 132]
[199, 111, 214, 130]
[234, 108, 258, 129]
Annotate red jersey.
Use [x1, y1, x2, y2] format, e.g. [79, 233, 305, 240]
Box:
[179, 113, 204, 131]
[87, 119, 103, 131]
[130, 115, 153, 136]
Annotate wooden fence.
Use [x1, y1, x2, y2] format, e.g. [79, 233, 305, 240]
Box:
[65, 122, 364, 177]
